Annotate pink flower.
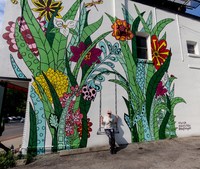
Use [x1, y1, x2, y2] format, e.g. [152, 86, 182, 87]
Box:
[156, 81, 167, 98]
[70, 42, 102, 67]
[2, 17, 46, 59]
[59, 93, 72, 108]
[82, 85, 97, 101]
[72, 109, 83, 125]
[65, 121, 74, 136]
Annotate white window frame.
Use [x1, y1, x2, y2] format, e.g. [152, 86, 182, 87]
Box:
[187, 40, 199, 56]
[136, 32, 152, 60]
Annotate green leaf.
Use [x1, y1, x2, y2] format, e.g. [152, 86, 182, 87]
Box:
[146, 52, 171, 124]
[80, 16, 103, 43]
[51, 33, 68, 72]
[171, 97, 186, 111]
[105, 12, 116, 24]
[73, 31, 111, 78]
[14, 21, 41, 77]
[109, 79, 128, 92]
[134, 4, 151, 34]
[42, 72, 63, 121]
[49, 114, 58, 129]
[27, 103, 37, 156]
[63, 0, 83, 21]
[151, 18, 174, 37]
[66, 5, 87, 60]
[124, 113, 131, 129]
[69, 28, 78, 35]
[161, 32, 167, 40]
[20, 0, 55, 71]
[121, 3, 134, 25]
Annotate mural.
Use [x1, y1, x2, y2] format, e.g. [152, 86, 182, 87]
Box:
[2, 0, 185, 154]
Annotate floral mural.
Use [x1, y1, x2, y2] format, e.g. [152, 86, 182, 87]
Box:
[2, 0, 185, 155]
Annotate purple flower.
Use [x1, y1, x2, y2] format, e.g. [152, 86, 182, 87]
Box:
[156, 81, 167, 98]
[70, 42, 102, 67]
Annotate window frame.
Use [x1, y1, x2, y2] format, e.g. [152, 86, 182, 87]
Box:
[135, 32, 152, 60]
[187, 40, 199, 55]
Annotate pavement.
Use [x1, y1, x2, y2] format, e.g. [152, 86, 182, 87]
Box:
[12, 136, 200, 169]
[1, 136, 22, 151]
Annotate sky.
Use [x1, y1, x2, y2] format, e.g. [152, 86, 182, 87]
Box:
[0, 0, 5, 31]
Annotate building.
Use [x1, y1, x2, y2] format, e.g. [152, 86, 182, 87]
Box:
[0, 0, 200, 154]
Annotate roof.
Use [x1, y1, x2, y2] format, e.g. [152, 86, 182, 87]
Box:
[131, 0, 200, 21]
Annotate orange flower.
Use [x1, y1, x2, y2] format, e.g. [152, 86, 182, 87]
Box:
[151, 35, 170, 70]
[111, 19, 134, 41]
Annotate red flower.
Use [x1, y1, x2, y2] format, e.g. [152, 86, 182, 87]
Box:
[111, 19, 134, 41]
[151, 35, 170, 70]
[78, 118, 93, 138]
[2, 17, 46, 59]
[70, 42, 102, 67]
[156, 81, 167, 98]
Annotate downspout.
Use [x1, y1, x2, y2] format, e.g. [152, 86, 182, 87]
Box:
[176, 14, 184, 62]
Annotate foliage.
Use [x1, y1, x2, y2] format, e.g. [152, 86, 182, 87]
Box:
[0, 152, 16, 169]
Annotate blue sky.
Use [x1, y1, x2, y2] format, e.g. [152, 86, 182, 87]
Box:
[0, 0, 5, 31]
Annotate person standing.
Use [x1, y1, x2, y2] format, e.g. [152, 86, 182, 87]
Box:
[101, 110, 118, 154]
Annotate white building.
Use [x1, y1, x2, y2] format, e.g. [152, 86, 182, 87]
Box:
[0, 0, 200, 154]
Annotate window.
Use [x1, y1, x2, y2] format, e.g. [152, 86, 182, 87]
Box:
[187, 41, 198, 55]
[136, 33, 151, 60]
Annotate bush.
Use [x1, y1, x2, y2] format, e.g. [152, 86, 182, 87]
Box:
[0, 151, 16, 169]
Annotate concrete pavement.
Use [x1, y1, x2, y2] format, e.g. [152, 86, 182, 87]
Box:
[13, 136, 200, 169]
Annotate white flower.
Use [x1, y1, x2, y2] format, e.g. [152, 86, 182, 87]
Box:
[53, 18, 77, 37]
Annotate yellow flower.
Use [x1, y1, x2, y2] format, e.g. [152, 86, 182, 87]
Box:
[33, 68, 68, 103]
[32, 0, 63, 21]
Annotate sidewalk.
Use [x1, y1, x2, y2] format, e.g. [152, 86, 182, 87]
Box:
[1, 136, 22, 151]
[14, 136, 200, 169]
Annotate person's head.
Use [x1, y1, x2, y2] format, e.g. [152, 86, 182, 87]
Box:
[107, 110, 112, 117]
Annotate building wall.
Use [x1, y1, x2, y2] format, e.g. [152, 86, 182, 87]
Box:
[0, 0, 199, 154]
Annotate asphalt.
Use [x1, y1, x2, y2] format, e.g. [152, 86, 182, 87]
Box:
[12, 136, 200, 169]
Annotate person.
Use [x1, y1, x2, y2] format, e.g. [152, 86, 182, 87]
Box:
[101, 110, 118, 154]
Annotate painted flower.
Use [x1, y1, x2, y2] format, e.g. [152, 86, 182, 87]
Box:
[72, 109, 83, 126]
[53, 18, 76, 37]
[2, 17, 46, 59]
[82, 85, 97, 101]
[156, 81, 168, 98]
[111, 19, 134, 41]
[32, 0, 63, 21]
[151, 35, 171, 70]
[65, 121, 74, 136]
[32, 68, 68, 103]
[78, 118, 93, 138]
[59, 93, 72, 108]
[70, 42, 102, 67]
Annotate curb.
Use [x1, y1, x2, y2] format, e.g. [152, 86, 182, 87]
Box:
[60, 145, 110, 156]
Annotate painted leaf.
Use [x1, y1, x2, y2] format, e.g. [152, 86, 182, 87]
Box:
[80, 16, 103, 43]
[109, 79, 128, 92]
[105, 12, 116, 24]
[63, 0, 83, 21]
[140, 11, 152, 32]
[171, 97, 186, 111]
[14, 21, 41, 77]
[27, 103, 37, 156]
[20, 0, 55, 71]
[42, 72, 63, 121]
[124, 113, 131, 129]
[146, 53, 171, 124]
[67, 6, 87, 59]
[134, 4, 151, 34]
[151, 18, 174, 37]
[52, 32, 68, 72]
[10, 54, 27, 79]
[121, 4, 134, 25]
[50, 114, 58, 129]
[161, 32, 167, 40]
